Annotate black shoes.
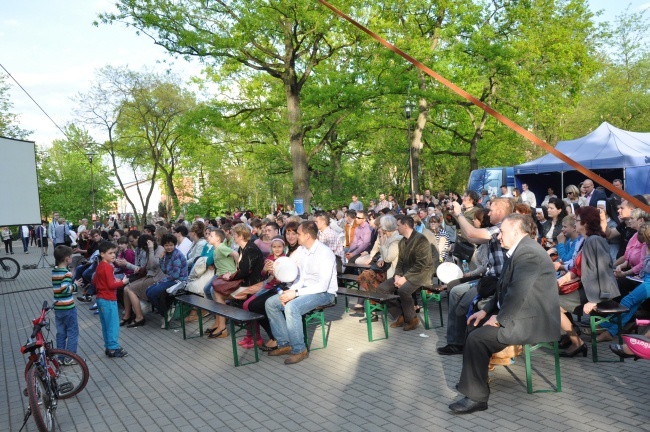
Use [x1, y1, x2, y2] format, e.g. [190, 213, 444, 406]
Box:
[127, 318, 146, 328]
[437, 344, 464, 355]
[449, 397, 488, 414]
[609, 344, 640, 360]
[107, 348, 129, 358]
[77, 294, 92, 303]
[559, 343, 588, 358]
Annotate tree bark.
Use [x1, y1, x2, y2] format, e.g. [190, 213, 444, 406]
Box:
[285, 84, 310, 213]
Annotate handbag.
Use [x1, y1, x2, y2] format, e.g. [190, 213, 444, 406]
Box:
[452, 241, 475, 262]
[558, 279, 581, 295]
[64, 233, 73, 246]
[212, 275, 243, 296]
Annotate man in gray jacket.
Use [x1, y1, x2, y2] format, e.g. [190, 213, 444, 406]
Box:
[449, 214, 560, 414]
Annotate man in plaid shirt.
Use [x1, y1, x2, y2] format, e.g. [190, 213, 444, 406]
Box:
[315, 212, 344, 273]
[437, 198, 513, 356]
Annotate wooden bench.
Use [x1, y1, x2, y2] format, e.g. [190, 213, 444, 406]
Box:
[343, 262, 370, 271]
[175, 294, 264, 367]
[303, 303, 337, 351]
[337, 287, 399, 342]
[420, 284, 446, 329]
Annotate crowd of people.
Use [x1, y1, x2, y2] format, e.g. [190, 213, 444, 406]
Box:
[43, 177, 649, 412]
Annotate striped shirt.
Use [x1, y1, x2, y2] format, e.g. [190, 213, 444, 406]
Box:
[52, 267, 78, 310]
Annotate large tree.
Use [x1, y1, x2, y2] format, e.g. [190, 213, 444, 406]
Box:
[99, 0, 360, 211]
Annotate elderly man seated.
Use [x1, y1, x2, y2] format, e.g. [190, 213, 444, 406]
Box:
[376, 215, 434, 331]
[448, 214, 560, 413]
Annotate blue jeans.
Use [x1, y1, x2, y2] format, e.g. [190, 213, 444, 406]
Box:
[203, 275, 217, 300]
[146, 280, 178, 316]
[55, 308, 79, 353]
[446, 282, 475, 346]
[97, 299, 120, 350]
[599, 280, 649, 336]
[21, 236, 29, 252]
[265, 292, 335, 354]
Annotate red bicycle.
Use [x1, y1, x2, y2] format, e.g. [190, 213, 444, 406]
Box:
[20, 301, 89, 432]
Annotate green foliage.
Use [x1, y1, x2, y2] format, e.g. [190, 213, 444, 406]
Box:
[0, 75, 31, 139]
[37, 126, 116, 221]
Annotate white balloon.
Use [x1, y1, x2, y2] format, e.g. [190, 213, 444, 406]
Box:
[273, 256, 299, 283]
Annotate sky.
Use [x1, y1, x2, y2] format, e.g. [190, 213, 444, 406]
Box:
[2, 0, 650, 148]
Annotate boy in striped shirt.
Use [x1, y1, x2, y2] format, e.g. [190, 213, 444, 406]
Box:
[53, 245, 83, 354]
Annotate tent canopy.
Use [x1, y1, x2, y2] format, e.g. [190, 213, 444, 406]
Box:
[514, 122, 650, 175]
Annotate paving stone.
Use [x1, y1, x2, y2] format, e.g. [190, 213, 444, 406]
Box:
[2, 249, 650, 432]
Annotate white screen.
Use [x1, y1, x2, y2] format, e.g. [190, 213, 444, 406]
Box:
[0, 136, 42, 225]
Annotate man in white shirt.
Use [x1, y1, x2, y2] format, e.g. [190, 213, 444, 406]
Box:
[266, 221, 337, 365]
[520, 183, 536, 208]
[500, 185, 513, 198]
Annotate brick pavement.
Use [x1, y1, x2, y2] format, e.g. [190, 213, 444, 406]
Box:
[1, 242, 649, 431]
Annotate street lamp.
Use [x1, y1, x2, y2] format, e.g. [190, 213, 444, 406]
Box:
[405, 99, 416, 197]
[85, 151, 97, 219]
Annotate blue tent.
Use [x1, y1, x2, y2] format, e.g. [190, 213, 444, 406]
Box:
[514, 122, 650, 196]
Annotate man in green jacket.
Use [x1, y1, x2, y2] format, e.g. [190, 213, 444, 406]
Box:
[377, 215, 434, 331]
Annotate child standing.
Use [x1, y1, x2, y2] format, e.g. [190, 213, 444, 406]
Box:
[95, 241, 129, 358]
[53, 246, 83, 360]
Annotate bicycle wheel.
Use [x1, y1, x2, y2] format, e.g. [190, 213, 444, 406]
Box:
[0, 257, 20, 280]
[48, 349, 89, 399]
[26, 367, 56, 432]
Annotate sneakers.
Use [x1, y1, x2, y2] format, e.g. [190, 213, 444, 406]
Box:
[107, 348, 128, 358]
[62, 358, 78, 366]
[89, 303, 98, 311]
[77, 295, 92, 303]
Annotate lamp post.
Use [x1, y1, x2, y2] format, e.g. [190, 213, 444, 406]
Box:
[405, 99, 415, 197]
[85, 152, 97, 219]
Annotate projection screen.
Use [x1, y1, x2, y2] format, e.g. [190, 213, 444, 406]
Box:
[0, 136, 42, 225]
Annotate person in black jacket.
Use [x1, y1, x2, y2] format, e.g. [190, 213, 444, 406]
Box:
[207, 223, 265, 338]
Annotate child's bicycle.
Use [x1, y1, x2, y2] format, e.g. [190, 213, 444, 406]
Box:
[19, 301, 89, 432]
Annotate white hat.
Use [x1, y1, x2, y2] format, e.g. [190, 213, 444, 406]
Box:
[273, 256, 299, 283]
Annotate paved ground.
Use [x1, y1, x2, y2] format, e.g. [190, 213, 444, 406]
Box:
[1, 242, 649, 432]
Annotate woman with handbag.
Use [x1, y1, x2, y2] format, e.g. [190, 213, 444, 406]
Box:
[120, 235, 165, 328]
[356, 215, 402, 313]
[206, 223, 265, 339]
[556, 206, 620, 357]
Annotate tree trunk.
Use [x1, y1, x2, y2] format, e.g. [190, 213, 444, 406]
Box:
[330, 144, 343, 194]
[410, 96, 430, 195]
[285, 83, 310, 213]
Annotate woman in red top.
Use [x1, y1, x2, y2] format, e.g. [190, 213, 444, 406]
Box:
[95, 241, 130, 358]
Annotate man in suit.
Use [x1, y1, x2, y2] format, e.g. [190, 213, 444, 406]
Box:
[583, 179, 607, 207]
[449, 213, 560, 414]
[376, 215, 434, 331]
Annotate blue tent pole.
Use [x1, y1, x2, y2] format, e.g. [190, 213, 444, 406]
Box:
[561, 172, 564, 200]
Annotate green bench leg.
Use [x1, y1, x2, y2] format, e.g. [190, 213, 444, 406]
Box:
[229, 320, 260, 367]
[591, 314, 624, 363]
[303, 310, 328, 351]
[179, 303, 204, 340]
[180, 302, 186, 339]
[420, 289, 443, 330]
[524, 341, 562, 394]
[364, 299, 389, 342]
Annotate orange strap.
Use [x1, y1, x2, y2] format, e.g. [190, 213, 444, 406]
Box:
[317, 0, 650, 213]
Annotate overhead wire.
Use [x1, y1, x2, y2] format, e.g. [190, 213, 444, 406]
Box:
[0, 62, 88, 153]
